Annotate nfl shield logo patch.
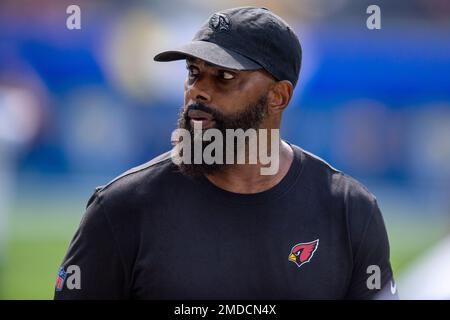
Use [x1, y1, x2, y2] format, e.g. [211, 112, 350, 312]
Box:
[55, 266, 67, 291]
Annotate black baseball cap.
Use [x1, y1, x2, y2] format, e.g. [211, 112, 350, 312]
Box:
[154, 6, 302, 87]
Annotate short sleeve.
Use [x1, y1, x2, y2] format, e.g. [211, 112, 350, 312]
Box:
[345, 199, 399, 300]
[54, 191, 129, 299]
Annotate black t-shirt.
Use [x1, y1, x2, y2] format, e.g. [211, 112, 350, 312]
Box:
[54, 143, 398, 299]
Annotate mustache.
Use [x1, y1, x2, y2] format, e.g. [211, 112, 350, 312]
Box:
[184, 103, 225, 122]
[179, 93, 268, 133]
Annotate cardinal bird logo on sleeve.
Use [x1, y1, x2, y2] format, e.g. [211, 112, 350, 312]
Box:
[288, 239, 319, 268]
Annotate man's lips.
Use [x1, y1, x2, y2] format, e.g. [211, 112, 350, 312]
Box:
[187, 109, 214, 121]
[187, 109, 216, 129]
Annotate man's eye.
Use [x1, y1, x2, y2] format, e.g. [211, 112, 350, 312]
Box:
[219, 71, 235, 80]
[187, 66, 199, 77]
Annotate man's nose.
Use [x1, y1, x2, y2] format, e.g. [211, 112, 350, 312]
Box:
[186, 77, 212, 104]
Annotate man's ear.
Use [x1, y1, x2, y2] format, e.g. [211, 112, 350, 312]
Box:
[267, 80, 294, 114]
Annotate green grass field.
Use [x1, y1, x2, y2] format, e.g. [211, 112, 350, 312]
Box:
[1, 197, 448, 299]
[0, 198, 82, 299]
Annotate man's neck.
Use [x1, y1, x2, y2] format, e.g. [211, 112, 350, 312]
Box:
[205, 140, 294, 194]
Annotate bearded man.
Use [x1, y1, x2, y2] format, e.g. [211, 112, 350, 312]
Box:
[55, 7, 398, 300]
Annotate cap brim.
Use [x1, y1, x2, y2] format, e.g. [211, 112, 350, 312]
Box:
[153, 40, 262, 71]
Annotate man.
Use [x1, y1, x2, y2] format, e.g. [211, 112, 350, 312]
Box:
[55, 7, 397, 299]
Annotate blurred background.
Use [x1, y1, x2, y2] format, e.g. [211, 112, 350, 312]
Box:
[0, 0, 449, 299]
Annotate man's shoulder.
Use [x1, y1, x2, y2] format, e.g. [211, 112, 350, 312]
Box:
[86, 150, 177, 208]
[297, 145, 377, 208]
[296, 146, 383, 248]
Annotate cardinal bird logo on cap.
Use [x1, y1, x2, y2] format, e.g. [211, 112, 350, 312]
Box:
[288, 239, 319, 268]
[209, 13, 231, 32]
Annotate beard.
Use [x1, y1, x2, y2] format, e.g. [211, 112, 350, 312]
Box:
[174, 93, 269, 178]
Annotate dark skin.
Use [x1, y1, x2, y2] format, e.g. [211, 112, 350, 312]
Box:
[184, 57, 294, 194]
